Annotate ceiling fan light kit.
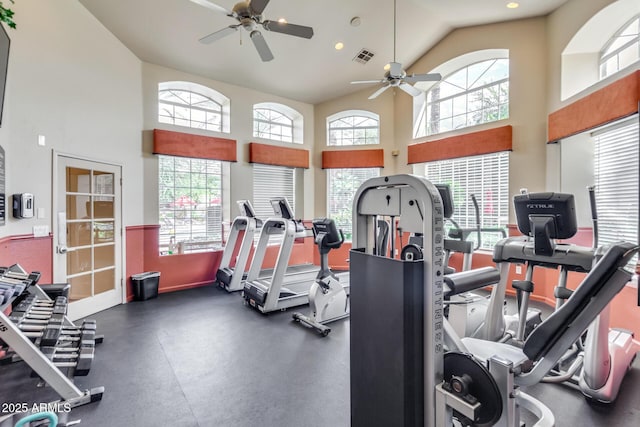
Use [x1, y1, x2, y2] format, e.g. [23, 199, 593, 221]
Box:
[350, 0, 441, 99]
[191, 0, 314, 62]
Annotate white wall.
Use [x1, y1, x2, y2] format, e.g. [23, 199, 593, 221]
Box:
[0, 0, 143, 237]
[141, 62, 315, 224]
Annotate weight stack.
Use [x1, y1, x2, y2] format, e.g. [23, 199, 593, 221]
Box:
[350, 249, 425, 427]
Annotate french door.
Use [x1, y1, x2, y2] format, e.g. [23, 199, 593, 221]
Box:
[53, 154, 123, 320]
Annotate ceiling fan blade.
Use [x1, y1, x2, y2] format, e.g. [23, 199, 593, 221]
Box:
[250, 30, 274, 62]
[369, 85, 391, 100]
[249, 0, 270, 15]
[189, 0, 233, 16]
[199, 26, 238, 44]
[389, 62, 403, 77]
[404, 73, 442, 83]
[399, 82, 422, 97]
[351, 79, 386, 85]
[263, 21, 314, 39]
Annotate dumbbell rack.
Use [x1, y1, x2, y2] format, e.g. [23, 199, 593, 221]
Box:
[0, 273, 104, 409]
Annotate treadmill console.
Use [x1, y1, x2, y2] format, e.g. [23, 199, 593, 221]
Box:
[237, 200, 257, 218]
[270, 197, 295, 220]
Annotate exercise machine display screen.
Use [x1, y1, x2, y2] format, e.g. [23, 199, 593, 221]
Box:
[237, 200, 257, 218]
[514, 192, 577, 240]
[312, 218, 340, 242]
[435, 184, 454, 220]
[270, 197, 295, 220]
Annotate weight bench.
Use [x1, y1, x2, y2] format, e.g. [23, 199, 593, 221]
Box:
[439, 241, 640, 426]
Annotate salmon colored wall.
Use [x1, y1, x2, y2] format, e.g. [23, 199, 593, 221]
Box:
[125, 224, 317, 301]
[0, 234, 53, 283]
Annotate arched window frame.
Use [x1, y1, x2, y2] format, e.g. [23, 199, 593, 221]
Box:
[326, 110, 380, 146]
[253, 102, 303, 144]
[413, 54, 509, 138]
[599, 14, 640, 80]
[158, 81, 231, 133]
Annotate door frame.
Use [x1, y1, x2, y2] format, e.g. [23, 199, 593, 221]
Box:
[52, 150, 126, 311]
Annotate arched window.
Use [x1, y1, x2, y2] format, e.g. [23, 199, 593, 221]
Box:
[415, 58, 509, 138]
[327, 110, 380, 146]
[599, 15, 640, 80]
[253, 102, 303, 144]
[158, 81, 230, 133]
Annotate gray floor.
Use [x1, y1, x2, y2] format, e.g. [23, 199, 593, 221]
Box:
[1, 285, 640, 427]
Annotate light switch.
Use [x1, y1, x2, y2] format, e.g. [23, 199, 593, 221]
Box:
[37, 207, 45, 219]
[38, 135, 46, 146]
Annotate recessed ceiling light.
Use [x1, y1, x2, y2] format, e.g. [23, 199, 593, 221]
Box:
[384, 63, 390, 71]
[278, 18, 287, 23]
[335, 42, 344, 50]
[506, 2, 519, 8]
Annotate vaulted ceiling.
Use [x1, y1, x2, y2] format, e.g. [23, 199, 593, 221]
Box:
[79, 0, 569, 104]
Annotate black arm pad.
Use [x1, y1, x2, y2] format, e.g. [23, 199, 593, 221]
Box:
[443, 266, 501, 297]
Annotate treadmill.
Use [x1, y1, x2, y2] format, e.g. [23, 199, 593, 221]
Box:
[215, 200, 263, 292]
[242, 199, 349, 313]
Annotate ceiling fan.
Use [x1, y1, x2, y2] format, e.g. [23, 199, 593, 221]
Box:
[351, 0, 441, 99]
[190, 0, 314, 62]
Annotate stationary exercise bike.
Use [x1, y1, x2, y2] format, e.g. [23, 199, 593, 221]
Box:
[292, 218, 348, 336]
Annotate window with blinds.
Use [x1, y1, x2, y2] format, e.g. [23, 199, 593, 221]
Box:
[252, 164, 295, 220]
[593, 117, 639, 260]
[327, 168, 380, 240]
[158, 155, 223, 254]
[419, 151, 509, 250]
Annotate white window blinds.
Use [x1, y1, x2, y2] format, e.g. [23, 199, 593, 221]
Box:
[421, 151, 509, 249]
[593, 117, 639, 252]
[252, 164, 295, 220]
[327, 168, 380, 240]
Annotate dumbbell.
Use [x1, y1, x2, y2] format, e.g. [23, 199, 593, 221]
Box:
[56, 322, 98, 348]
[40, 345, 95, 376]
[10, 312, 65, 347]
[12, 296, 67, 319]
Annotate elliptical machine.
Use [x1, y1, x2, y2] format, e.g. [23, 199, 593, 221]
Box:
[292, 218, 348, 336]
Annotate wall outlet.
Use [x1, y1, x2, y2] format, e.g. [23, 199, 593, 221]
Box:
[515, 264, 522, 275]
[33, 225, 49, 237]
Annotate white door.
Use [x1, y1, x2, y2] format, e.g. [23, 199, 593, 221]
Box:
[54, 155, 123, 320]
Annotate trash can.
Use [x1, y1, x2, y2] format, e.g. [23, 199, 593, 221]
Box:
[131, 272, 160, 301]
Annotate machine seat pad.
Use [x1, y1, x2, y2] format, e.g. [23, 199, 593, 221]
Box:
[443, 267, 500, 297]
[523, 242, 639, 362]
[461, 337, 530, 368]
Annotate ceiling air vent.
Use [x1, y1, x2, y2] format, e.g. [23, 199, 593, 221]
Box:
[353, 49, 375, 64]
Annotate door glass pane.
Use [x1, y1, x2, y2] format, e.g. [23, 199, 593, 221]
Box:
[67, 167, 91, 193]
[94, 244, 115, 269]
[93, 199, 114, 218]
[94, 171, 114, 195]
[66, 195, 90, 220]
[94, 268, 115, 295]
[94, 221, 114, 243]
[68, 222, 91, 247]
[67, 248, 92, 275]
[68, 274, 92, 301]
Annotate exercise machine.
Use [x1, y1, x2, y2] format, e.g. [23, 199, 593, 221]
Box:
[243, 199, 349, 313]
[485, 190, 640, 403]
[349, 174, 640, 426]
[292, 218, 348, 336]
[215, 200, 262, 292]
